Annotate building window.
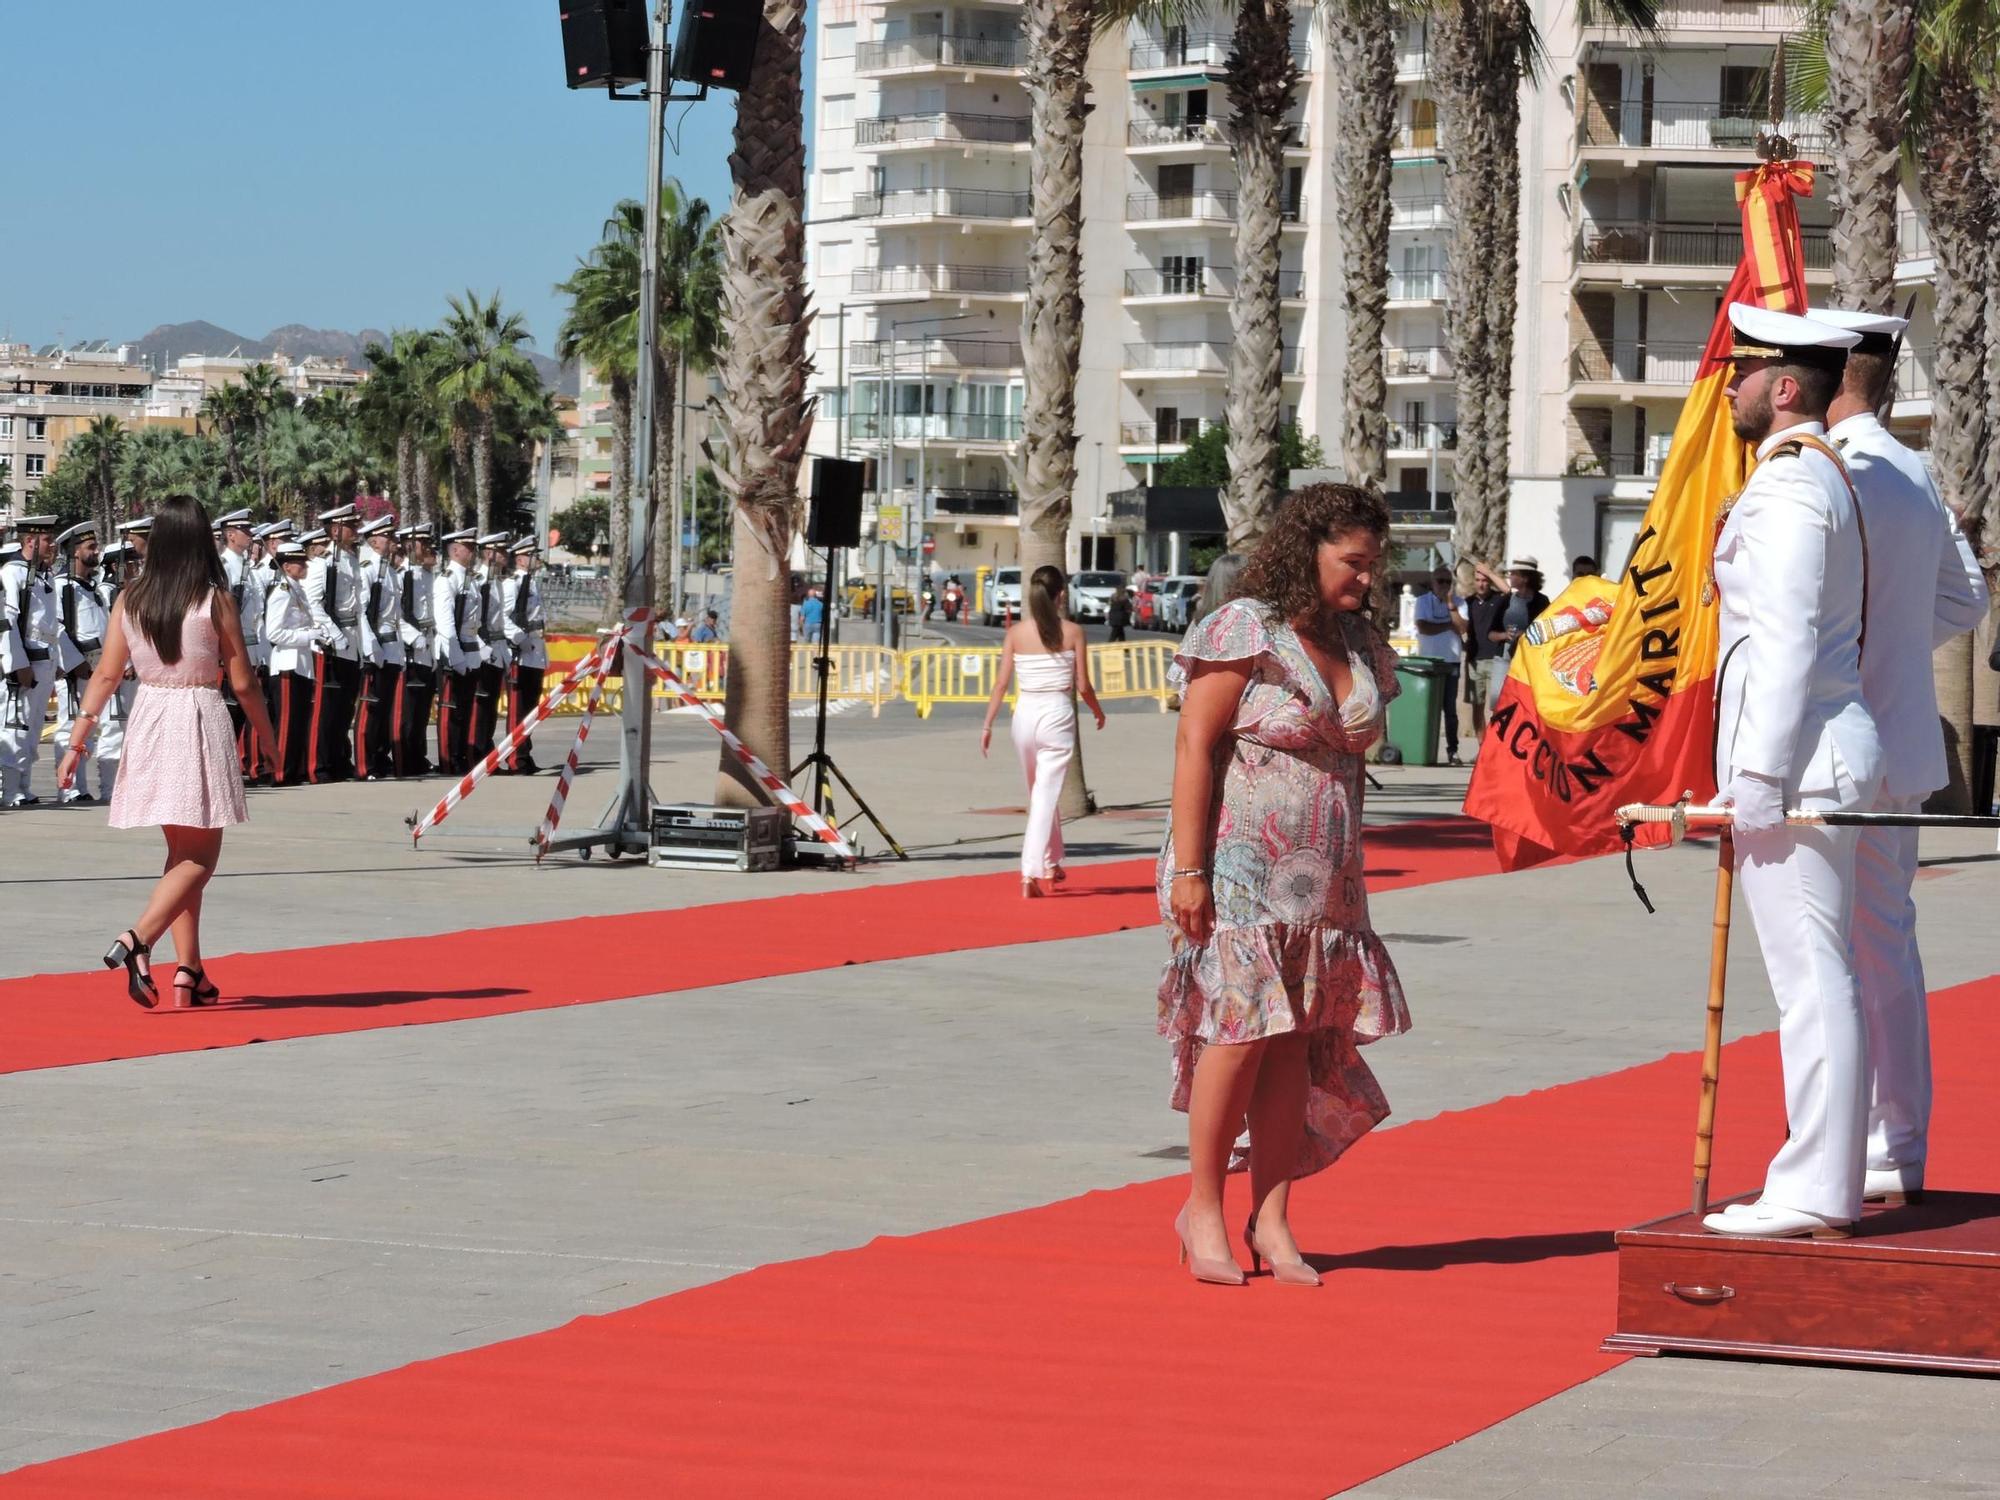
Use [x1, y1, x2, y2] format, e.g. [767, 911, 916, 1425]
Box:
[823, 93, 854, 132]
[26, 417, 48, 441]
[25, 454, 47, 478]
[0, 417, 11, 437]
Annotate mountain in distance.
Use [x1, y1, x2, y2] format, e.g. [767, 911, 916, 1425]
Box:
[125, 320, 576, 395]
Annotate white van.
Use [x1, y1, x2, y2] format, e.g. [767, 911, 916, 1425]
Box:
[984, 566, 1022, 626]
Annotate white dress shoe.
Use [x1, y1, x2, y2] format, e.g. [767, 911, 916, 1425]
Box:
[1864, 1166, 1924, 1204]
[1702, 1202, 1852, 1238]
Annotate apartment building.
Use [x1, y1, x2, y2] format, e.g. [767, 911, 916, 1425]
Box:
[169, 351, 366, 403]
[0, 344, 198, 520]
[802, 0, 1353, 578]
[1508, 0, 1935, 588]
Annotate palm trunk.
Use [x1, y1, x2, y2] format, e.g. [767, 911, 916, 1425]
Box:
[254, 420, 272, 513]
[604, 375, 634, 627]
[711, 0, 813, 807]
[450, 427, 474, 530]
[1918, 69, 1993, 812]
[415, 446, 438, 527]
[1221, 0, 1298, 546]
[396, 431, 419, 523]
[472, 410, 496, 537]
[1825, 0, 1915, 309]
[1330, 0, 1395, 493]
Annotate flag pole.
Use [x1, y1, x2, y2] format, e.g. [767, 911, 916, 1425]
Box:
[1692, 829, 1734, 1217]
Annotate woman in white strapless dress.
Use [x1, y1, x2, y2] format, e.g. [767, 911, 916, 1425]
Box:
[980, 565, 1106, 896]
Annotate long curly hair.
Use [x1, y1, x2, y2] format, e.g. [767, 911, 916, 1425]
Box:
[1232, 483, 1390, 634]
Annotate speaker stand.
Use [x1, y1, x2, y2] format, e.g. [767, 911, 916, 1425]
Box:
[791, 545, 908, 862]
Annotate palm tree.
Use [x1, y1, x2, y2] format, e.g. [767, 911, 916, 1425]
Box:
[1219, 0, 1302, 546]
[438, 291, 542, 537]
[558, 219, 642, 622]
[649, 188, 724, 619]
[199, 384, 254, 489]
[1821, 0, 1919, 309]
[1428, 0, 1656, 568]
[67, 415, 127, 545]
[239, 362, 291, 512]
[357, 330, 438, 523]
[710, 0, 814, 807]
[1327, 0, 1399, 494]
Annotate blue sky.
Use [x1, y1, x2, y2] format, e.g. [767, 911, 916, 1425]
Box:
[2, 0, 773, 358]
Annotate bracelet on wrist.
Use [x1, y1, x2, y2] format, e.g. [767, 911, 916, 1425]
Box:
[1170, 866, 1207, 880]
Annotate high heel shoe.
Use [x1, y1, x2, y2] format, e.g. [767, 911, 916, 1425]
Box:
[175, 965, 220, 1007]
[1022, 877, 1044, 899]
[1244, 1214, 1322, 1287]
[103, 929, 157, 1010]
[1048, 864, 1066, 885]
[1174, 1206, 1245, 1286]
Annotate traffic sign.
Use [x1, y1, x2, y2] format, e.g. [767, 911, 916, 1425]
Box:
[877, 505, 906, 545]
[921, 533, 935, 555]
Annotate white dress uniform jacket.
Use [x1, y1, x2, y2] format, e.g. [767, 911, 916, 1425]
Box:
[400, 563, 437, 669]
[222, 546, 265, 666]
[305, 546, 375, 663]
[54, 565, 113, 800]
[360, 551, 406, 668]
[474, 565, 512, 671]
[1713, 419, 1887, 1224]
[1829, 411, 1990, 1186]
[434, 561, 479, 673]
[264, 575, 324, 679]
[1, 556, 81, 803]
[502, 570, 549, 670]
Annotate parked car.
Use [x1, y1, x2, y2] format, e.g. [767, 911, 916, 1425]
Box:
[843, 581, 916, 619]
[983, 566, 1022, 626]
[1155, 575, 1206, 633]
[1067, 570, 1127, 623]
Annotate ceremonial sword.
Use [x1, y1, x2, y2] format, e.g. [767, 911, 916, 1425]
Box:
[1616, 797, 2000, 845]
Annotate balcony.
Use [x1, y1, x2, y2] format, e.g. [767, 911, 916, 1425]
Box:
[1125, 266, 1227, 298]
[1391, 196, 1451, 232]
[853, 187, 1032, 221]
[854, 112, 1032, 150]
[1386, 420, 1458, 452]
[1899, 210, 1934, 262]
[1126, 117, 1308, 150]
[1576, 100, 1830, 158]
[1385, 346, 1452, 380]
[1127, 32, 1312, 72]
[1569, 339, 1707, 389]
[1393, 121, 1441, 154]
[1619, 1, 1802, 33]
[1122, 342, 1301, 375]
[1575, 219, 1832, 272]
[1897, 343, 1935, 403]
[849, 335, 1024, 370]
[1125, 190, 1304, 225]
[1387, 270, 1447, 302]
[1387, 492, 1455, 527]
[1568, 449, 1667, 480]
[848, 412, 1025, 445]
[931, 486, 1020, 516]
[1395, 44, 1429, 80]
[848, 264, 1030, 298]
[1121, 417, 1212, 448]
[854, 33, 1026, 73]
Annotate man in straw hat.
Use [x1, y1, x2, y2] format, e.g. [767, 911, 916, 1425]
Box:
[1702, 303, 1884, 1239]
[1811, 305, 1988, 1211]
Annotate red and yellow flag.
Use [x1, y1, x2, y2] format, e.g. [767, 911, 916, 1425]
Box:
[1462, 162, 1817, 868]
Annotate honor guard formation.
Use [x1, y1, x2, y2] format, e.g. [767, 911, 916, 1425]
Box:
[0, 504, 548, 808]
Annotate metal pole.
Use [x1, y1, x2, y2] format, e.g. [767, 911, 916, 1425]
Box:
[669, 346, 686, 618]
[879, 333, 893, 648]
[612, 0, 668, 851]
[915, 334, 928, 633]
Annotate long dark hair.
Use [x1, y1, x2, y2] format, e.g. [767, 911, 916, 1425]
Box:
[1027, 564, 1065, 651]
[1233, 484, 1389, 632]
[119, 493, 227, 665]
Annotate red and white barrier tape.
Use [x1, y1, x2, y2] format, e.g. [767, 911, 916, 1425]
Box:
[409, 629, 625, 843]
[532, 656, 614, 860]
[623, 639, 855, 860]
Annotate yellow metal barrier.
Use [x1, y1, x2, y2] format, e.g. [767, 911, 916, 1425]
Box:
[540, 639, 901, 717]
[900, 641, 1175, 717]
[787, 644, 901, 716]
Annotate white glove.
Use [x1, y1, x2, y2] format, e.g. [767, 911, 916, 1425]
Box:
[1722, 771, 1786, 836]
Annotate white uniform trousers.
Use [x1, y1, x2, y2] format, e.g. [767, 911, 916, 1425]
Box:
[1011, 691, 1075, 878]
[1, 660, 57, 805]
[1736, 811, 1868, 1223]
[1852, 790, 1931, 1174]
[55, 668, 120, 801]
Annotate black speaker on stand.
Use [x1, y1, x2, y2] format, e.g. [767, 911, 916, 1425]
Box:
[558, 0, 650, 89]
[791, 459, 905, 861]
[670, 0, 760, 91]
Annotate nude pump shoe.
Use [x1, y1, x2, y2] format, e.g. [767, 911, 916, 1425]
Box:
[1245, 1214, 1323, 1287]
[1174, 1205, 1245, 1286]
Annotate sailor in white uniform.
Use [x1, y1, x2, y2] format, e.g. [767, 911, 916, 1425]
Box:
[304, 503, 373, 782]
[215, 508, 264, 776]
[1, 515, 83, 807]
[357, 514, 406, 780]
[433, 529, 483, 775]
[501, 537, 549, 774]
[1811, 306, 1990, 1206]
[1704, 304, 1886, 1238]
[397, 526, 439, 776]
[262, 540, 325, 786]
[54, 523, 114, 803]
[470, 532, 514, 762]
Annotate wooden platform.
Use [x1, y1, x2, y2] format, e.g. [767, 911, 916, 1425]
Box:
[1605, 1191, 2000, 1374]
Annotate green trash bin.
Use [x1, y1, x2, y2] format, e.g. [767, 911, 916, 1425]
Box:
[1384, 656, 1458, 767]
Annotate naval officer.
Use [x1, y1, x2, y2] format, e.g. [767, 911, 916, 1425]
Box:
[501, 537, 548, 774]
[397, 526, 439, 776]
[304, 504, 372, 782]
[1705, 304, 1885, 1239]
[433, 528, 482, 776]
[1, 515, 83, 807]
[54, 523, 114, 803]
[1814, 305, 1989, 1207]
[356, 514, 406, 780]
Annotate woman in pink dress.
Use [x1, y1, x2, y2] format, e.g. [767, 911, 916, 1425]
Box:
[58, 493, 277, 1009]
[1159, 484, 1407, 1286]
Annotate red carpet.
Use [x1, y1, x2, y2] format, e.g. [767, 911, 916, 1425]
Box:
[2, 816, 1511, 1076]
[11, 979, 1995, 1497]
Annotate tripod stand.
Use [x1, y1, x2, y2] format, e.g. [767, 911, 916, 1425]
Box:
[790, 544, 907, 861]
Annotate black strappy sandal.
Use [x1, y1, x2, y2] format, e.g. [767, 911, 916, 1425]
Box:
[175, 965, 221, 1006]
[103, 929, 158, 1009]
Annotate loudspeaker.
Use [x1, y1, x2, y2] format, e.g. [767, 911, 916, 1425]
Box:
[559, 0, 648, 90]
[670, 0, 759, 92]
[807, 458, 865, 548]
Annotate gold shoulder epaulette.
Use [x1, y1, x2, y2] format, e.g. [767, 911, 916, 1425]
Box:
[1765, 439, 1807, 461]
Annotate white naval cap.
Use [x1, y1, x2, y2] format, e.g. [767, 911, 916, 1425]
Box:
[440, 527, 478, 545]
[252, 521, 291, 541]
[56, 521, 99, 549]
[298, 527, 329, 545]
[1808, 306, 1909, 351]
[317, 502, 362, 525]
[0, 544, 19, 563]
[1728, 302, 1860, 362]
[273, 540, 309, 563]
[215, 507, 254, 530]
[13, 513, 60, 531]
[357, 513, 396, 538]
[99, 542, 132, 564]
[118, 515, 154, 535]
[476, 530, 512, 549]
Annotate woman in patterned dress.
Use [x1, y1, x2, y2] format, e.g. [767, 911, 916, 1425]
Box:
[1160, 484, 1408, 1286]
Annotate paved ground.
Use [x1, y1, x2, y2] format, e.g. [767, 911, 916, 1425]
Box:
[2, 714, 1998, 1493]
